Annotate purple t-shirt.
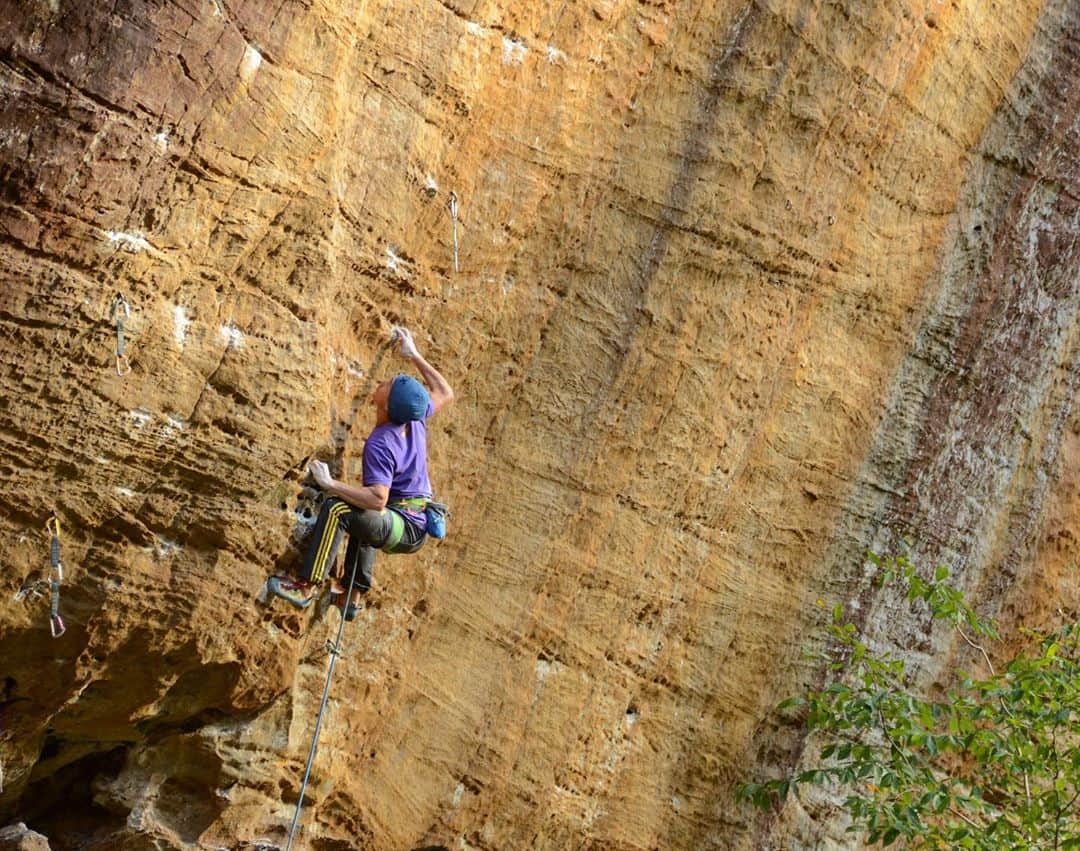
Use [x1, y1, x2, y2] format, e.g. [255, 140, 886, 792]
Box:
[362, 401, 434, 529]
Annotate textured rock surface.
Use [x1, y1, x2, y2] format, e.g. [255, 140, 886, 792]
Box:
[0, 0, 1076, 849]
[0, 823, 51, 851]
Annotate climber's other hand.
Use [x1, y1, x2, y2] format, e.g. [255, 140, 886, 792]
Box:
[308, 459, 334, 489]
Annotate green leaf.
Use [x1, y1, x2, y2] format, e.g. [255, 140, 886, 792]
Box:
[919, 703, 934, 729]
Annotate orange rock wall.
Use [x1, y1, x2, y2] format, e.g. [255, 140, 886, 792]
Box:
[0, 0, 1076, 848]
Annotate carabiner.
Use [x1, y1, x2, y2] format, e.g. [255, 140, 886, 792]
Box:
[109, 294, 131, 323]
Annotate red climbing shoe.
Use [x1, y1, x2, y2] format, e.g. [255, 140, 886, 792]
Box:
[267, 575, 315, 609]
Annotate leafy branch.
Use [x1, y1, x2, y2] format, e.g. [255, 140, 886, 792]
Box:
[738, 553, 1080, 850]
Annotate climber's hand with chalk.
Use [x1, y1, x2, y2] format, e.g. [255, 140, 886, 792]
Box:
[308, 459, 335, 490]
[390, 325, 454, 416]
[392, 326, 420, 360]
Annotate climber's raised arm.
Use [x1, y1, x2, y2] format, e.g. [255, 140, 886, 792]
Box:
[393, 327, 453, 415]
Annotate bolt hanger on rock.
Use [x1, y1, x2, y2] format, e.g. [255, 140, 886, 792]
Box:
[13, 581, 43, 604]
[447, 190, 460, 273]
[109, 293, 132, 376]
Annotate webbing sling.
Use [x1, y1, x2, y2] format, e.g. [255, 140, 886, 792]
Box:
[447, 191, 460, 273]
[45, 516, 65, 637]
[110, 294, 131, 376]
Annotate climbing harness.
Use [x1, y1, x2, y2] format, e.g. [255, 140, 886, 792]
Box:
[388, 496, 449, 540]
[45, 515, 65, 638]
[109, 294, 132, 376]
[447, 191, 459, 273]
[285, 553, 362, 850]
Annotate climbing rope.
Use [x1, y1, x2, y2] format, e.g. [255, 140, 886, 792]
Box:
[109, 294, 131, 376]
[45, 515, 65, 638]
[447, 191, 459, 273]
[285, 555, 362, 850]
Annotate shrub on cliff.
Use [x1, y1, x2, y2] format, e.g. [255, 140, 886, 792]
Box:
[739, 553, 1079, 850]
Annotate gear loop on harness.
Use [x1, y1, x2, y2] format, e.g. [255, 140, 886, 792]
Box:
[109, 293, 132, 376]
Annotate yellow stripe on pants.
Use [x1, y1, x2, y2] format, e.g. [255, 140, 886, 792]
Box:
[311, 501, 351, 584]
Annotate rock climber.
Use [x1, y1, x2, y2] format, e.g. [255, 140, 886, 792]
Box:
[266, 327, 453, 619]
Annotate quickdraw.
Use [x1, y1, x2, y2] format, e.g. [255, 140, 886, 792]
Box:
[447, 191, 460, 273]
[110, 294, 132, 376]
[45, 515, 65, 638]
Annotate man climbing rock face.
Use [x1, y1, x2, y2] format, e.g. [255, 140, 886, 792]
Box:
[267, 327, 453, 619]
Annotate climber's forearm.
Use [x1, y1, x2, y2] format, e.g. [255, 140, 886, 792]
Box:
[409, 352, 454, 412]
[323, 479, 389, 511]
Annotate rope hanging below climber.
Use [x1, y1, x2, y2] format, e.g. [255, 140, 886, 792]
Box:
[266, 325, 455, 844]
[284, 551, 362, 850]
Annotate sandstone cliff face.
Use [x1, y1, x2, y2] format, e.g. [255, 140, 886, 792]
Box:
[0, 0, 1076, 848]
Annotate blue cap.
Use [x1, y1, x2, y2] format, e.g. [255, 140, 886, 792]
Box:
[387, 374, 430, 424]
